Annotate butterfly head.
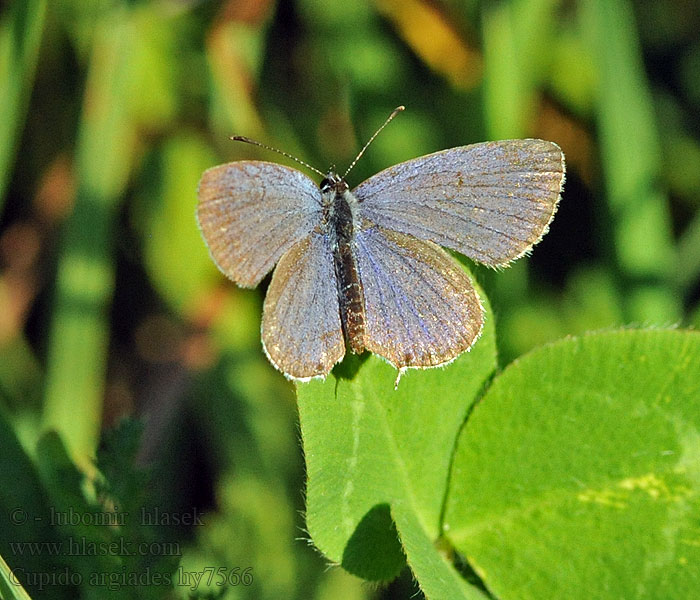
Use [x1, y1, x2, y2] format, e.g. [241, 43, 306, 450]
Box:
[320, 171, 349, 195]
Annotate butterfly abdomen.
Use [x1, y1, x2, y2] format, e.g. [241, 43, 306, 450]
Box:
[329, 187, 366, 355]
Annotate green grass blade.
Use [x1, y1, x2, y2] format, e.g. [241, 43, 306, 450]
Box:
[42, 7, 134, 469]
[581, 0, 681, 323]
[0, 0, 46, 212]
[481, 1, 527, 140]
[0, 552, 33, 600]
[481, 0, 560, 139]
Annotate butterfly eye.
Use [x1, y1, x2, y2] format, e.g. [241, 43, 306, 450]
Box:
[321, 173, 349, 195]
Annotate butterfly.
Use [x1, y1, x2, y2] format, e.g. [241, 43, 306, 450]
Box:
[197, 107, 565, 383]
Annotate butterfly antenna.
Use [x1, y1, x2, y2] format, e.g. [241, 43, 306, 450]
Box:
[231, 136, 325, 178]
[343, 105, 405, 179]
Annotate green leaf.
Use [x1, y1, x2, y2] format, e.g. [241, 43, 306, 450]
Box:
[392, 504, 488, 600]
[297, 280, 497, 587]
[445, 329, 700, 600]
[0, 410, 55, 596]
[35, 432, 121, 595]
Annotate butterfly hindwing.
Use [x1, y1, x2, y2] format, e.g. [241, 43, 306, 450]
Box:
[353, 225, 483, 371]
[262, 233, 345, 380]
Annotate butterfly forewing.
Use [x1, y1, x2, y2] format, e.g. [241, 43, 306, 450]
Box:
[262, 233, 345, 380]
[354, 225, 483, 371]
[197, 161, 322, 287]
[354, 139, 565, 267]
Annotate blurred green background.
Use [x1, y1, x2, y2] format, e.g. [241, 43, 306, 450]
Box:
[0, 0, 699, 598]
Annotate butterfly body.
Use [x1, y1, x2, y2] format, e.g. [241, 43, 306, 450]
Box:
[321, 173, 366, 356]
[197, 139, 565, 383]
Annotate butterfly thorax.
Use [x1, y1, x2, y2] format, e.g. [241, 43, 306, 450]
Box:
[320, 172, 366, 354]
